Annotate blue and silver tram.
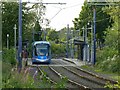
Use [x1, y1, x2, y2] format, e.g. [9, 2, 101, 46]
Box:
[32, 41, 51, 64]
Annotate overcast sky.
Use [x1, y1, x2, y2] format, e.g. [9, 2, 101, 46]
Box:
[26, 0, 85, 30]
[42, 0, 85, 30]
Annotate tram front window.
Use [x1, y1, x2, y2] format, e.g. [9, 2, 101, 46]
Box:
[37, 48, 48, 56]
[35, 44, 49, 56]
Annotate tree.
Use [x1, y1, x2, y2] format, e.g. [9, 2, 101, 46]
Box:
[31, 2, 46, 41]
[2, 2, 46, 47]
[58, 27, 67, 43]
[2, 2, 35, 47]
[47, 29, 59, 42]
[34, 20, 42, 41]
[73, 1, 113, 48]
[2, 2, 19, 47]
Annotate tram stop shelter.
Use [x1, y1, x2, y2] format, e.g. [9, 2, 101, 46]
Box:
[73, 39, 85, 60]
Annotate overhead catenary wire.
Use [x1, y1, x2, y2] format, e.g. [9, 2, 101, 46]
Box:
[75, 9, 119, 24]
[47, 1, 119, 26]
[50, 8, 62, 20]
[49, 3, 84, 20]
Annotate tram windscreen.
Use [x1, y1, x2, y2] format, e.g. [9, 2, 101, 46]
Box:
[35, 44, 49, 56]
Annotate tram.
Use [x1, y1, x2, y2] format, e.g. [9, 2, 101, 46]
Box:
[32, 41, 51, 64]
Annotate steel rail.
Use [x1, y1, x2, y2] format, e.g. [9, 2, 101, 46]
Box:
[39, 66, 69, 89]
[73, 66, 118, 84]
[51, 66, 105, 89]
[62, 66, 105, 86]
[49, 66, 89, 89]
[37, 66, 57, 85]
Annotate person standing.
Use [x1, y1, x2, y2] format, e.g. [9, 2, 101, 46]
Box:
[22, 48, 28, 69]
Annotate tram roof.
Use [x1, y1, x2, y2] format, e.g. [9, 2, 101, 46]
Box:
[33, 41, 50, 45]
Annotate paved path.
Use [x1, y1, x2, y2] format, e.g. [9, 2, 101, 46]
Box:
[63, 58, 86, 66]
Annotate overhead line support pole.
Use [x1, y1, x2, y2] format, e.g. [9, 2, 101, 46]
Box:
[93, 6, 96, 65]
[18, 0, 22, 72]
[14, 24, 17, 60]
[66, 24, 69, 58]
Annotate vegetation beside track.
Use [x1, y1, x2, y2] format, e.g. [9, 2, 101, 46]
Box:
[81, 26, 120, 89]
[2, 48, 36, 88]
[81, 65, 120, 89]
[2, 48, 68, 88]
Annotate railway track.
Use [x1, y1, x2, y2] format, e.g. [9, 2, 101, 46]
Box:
[37, 66, 56, 85]
[51, 66, 103, 89]
[29, 59, 118, 89]
[40, 66, 118, 89]
[38, 66, 89, 89]
[72, 66, 118, 84]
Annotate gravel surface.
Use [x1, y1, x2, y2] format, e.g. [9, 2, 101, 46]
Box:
[51, 59, 75, 65]
[77, 66, 118, 82]
[40, 66, 61, 82]
[64, 66, 106, 85]
[51, 66, 104, 89]
[40, 66, 80, 88]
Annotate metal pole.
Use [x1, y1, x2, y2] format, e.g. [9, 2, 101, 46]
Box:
[18, 0, 22, 72]
[93, 7, 96, 65]
[14, 24, 17, 60]
[71, 30, 74, 58]
[83, 26, 87, 62]
[90, 22, 93, 63]
[85, 26, 87, 63]
[66, 24, 69, 58]
[32, 27, 34, 42]
[83, 27, 86, 62]
[7, 34, 9, 50]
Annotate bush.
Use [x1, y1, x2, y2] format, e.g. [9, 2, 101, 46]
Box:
[105, 81, 120, 88]
[96, 28, 119, 73]
[51, 42, 66, 57]
[2, 62, 37, 88]
[2, 48, 17, 66]
[96, 47, 119, 73]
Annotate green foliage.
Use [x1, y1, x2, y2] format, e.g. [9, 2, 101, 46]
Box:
[53, 76, 68, 88]
[2, 2, 34, 47]
[104, 81, 120, 89]
[2, 2, 19, 47]
[2, 62, 36, 88]
[2, 62, 12, 85]
[2, 2, 46, 48]
[58, 27, 67, 42]
[47, 29, 59, 41]
[34, 20, 42, 41]
[39, 70, 68, 88]
[96, 27, 119, 73]
[73, 1, 113, 48]
[105, 28, 118, 49]
[38, 71, 52, 88]
[2, 48, 16, 66]
[51, 42, 66, 57]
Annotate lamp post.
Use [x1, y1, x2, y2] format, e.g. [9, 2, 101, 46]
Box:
[87, 22, 92, 63]
[82, 26, 87, 63]
[14, 24, 17, 60]
[70, 30, 74, 59]
[7, 34, 9, 50]
[66, 24, 70, 58]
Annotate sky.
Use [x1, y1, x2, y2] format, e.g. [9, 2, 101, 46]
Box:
[26, 0, 85, 30]
[42, 0, 85, 30]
